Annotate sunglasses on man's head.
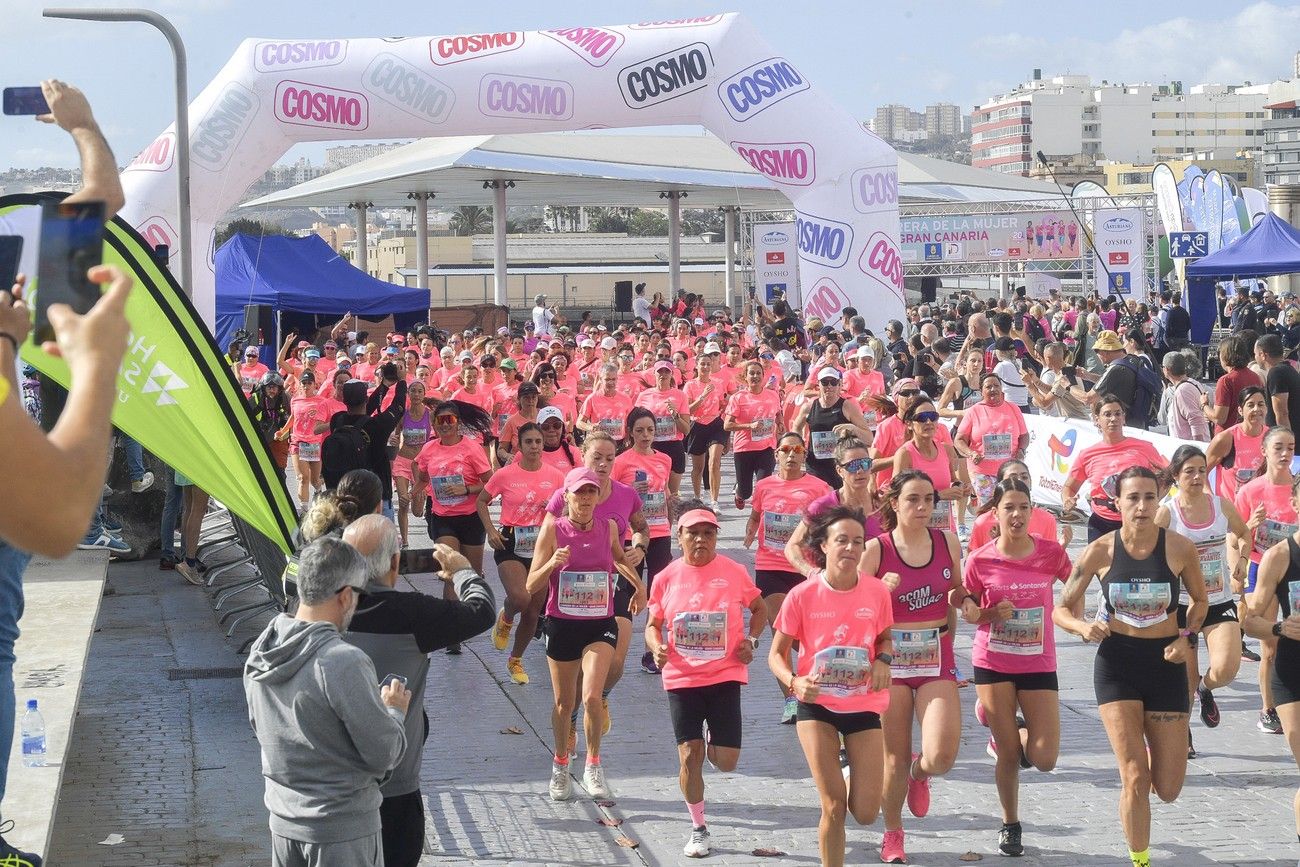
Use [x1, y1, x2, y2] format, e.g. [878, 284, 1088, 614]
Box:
[912, 411, 940, 424]
[777, 444, 806, 455]
[840, 457, 872, 474]
[435, 414, 459, 425]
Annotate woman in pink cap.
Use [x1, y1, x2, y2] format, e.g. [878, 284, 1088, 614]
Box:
[528, 467, 643, 803]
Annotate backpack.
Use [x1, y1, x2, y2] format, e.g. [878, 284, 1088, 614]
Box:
[1110, 355, 1163, 428]
[321, 419, 370, 489]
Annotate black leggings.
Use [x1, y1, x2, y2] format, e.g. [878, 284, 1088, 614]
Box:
[1087, 512, 1122, 543]
[734, 448, 775, 501]
[640, 535, 673, 598]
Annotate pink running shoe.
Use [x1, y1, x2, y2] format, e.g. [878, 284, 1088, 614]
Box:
[906, 753, 931, 818]
[974, 698, 989, 728]
[880, 828, 907, 863]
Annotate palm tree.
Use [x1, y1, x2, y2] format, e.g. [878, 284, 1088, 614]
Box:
[450, 205, 493, 236]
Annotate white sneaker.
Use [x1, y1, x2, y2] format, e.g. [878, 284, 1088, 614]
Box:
[549, 761, 572, 801]
[583, 762, 612, 799]
[684, 826, 711, 858]
[131, 471, 155, 494]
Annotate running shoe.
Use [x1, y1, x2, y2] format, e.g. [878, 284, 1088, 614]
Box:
[0, 822, 42, 867]
[974, 698, 989, 727]
[1015, 715, 1031, 769]
[1198, 686, 1220, 728]
[602, 698, 612, 735]
[880, 828, 906, 864]
[998, 821, 1024, 857]
[641, 651, 661, 674]
[1259, 708, 1283, 734]
[158, 555, 178, 571]
[734, 494, 745, 511]
[491, 609, 512, 651]
[583, 762, 612, 799]
[1187, 731, 1196, 760]
[710, 498, 721, 512]
[101, 514, 123, 533]
[1242, 643, 1261, 662]
[549, 761, 572, 801]
[684, 826, 711, 858]
[781, 695, 798, 725]
[175, 560, 204, 587]
[78, 531, 131, 555]
[506, 656, 529, 685]
[446, 643, 462, 656]
[131, 471, 155, 494]
[985, 736, 999, 761]
[906, 753, 931, 818]
[955, 665, 970, 687]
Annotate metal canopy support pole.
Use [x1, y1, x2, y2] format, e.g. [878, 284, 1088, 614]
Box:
[486, 180, 513, 307]
[44, 7, 192, 297]
[722, 206, 738, 311]
[663, 191, 685, 298]
[408, 192, 431, 292]
[351, 202, 370, 275]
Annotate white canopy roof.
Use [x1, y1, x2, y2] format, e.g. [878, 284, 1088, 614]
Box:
[242, 131, 1061, 211]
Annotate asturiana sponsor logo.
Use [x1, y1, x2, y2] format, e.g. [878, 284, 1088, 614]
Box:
[191, 82, 258, 172]
[429, 32, 524, 65]
[1104, 217, 1134, 232]
[274, 80, 368, 131]
[542, 26, 625, 67]
[796, 212, 853, 269]
[479, 73, 573, 121]
[619, 43, 713, 109]
[364, 53, 454, 123]
[850, 167, 898, 213]
[718, 56, 809, 122]
[761, 230, 789, 244]
[731, 141, 815, 186]
[127, 133, 175, 173]
[253, 40, 347, 73]
[628, 16, 723, 29]
[858, 232, 905, 301]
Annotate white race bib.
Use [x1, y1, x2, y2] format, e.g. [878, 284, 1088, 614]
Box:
[811, 645, 873, 696]
[557, 570, 610, 618]
[982, 432, 1012, 461]
[1107, 580, 1172, 629]
[762, 512, 800, 552]
[672, 611, 728, 661]
[654, 414, 678, 441]
[297, 441, 321, 462]
[432, 474, 466, 506]
[892, 627, 942, 678]
[811, 429, 837, 460]
[642, 491, 668, 529]
[512, 525, 539, 559]
[988, 607, 1045, 656]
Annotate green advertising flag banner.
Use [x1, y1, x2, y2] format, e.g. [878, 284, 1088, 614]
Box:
[0, 194, 298, 553]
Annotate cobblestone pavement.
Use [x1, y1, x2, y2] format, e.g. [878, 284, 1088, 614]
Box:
[48, 470, 1300, 867]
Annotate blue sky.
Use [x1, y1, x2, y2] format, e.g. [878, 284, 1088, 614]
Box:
[2, 0, 1298, 170]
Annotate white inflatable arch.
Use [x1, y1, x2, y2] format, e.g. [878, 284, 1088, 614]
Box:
[118, 13, 902, 329]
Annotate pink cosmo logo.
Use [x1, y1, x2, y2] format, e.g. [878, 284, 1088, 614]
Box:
[430, 32, 524, 65]
[191, 82, 258, 172]
[851, 167, 898, 213]
[127, 133, 175, 173]
[619, 43, 714, 109]
[479, 74, 573, 121]
[858, 232, 905, 302]
[719, 57, 809, 122]
[542, 26, 625, 67]
[137, 216, 177, 258]
[364, 53, 454, 123]
[253, 40, 347, 73]
[803, 276, 853, 323]
[732, 141, 815, 186]
[275, 81, 368, 131]
[629, 16, 724, 29]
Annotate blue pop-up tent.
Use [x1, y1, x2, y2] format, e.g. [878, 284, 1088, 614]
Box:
[215, 232, 431, 352]
[1185, 213, 1300, 343]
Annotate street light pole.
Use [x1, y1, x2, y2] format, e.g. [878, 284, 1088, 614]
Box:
[43, 7, 192, 299]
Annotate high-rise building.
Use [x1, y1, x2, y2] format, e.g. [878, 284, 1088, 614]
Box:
[871, 104, 924, 141]
[924, 103, 963, 138]
[971, 72, 1269, 175]
[324, 142, 410, 170]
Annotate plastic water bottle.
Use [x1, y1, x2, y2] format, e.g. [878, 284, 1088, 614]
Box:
[21, 699, 46, 768]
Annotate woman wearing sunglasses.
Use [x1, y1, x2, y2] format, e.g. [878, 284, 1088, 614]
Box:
[497, 382, 542, 466]
[784, 435, 883, 578]
[613, 407, 675, 674]
[893, 398, 970, 534]
[746, 432, 834, 724]
[724, 359, 782, 511]
[535, 406, 579, 473]
[955, 373, 1029, 507]
[634, 360, 692, 498]
[790, 368, 876, 489]
[968, 460, 1067, 550]
[531, 363, 577, 433]
[869, 379, 952, 491]
[410, 400, 495, 576]
[479, 422, 567, 686]
[528, 467, 643, 802]
[962, 477, 1072, 857]
[859, 470, 965, 865]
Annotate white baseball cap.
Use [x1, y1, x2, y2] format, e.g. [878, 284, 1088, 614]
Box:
[703, 342, 722, 355]
[600, 336, 618, 350]
[537, 406, 565, 425]
[579, 337, 596, 348]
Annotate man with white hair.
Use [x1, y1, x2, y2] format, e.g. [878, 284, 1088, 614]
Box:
[532, 293, 558, 337]
[244, 537, 411, 867]
[341, 519, 496, 867]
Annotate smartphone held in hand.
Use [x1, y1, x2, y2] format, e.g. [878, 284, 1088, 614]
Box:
[2, 87, 50, 116]
[398, 548, 436, 575]
[34, 200, 105, 344]
[0, 236, 22, 291]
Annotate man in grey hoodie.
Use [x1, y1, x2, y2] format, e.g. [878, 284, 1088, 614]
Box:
[244, 536, 411, 867]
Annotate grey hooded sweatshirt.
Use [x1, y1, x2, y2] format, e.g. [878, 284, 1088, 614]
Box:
[244, 615, 407, 844]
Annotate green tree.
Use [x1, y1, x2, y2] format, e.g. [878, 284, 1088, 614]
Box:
[450, 205, 493, 236]
[589, 207, 629, 234]
[216, 218, 293, 247]
[627, 209, 669, 237]
[681, 208, 725, 236]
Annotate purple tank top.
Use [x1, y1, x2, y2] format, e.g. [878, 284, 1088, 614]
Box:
[878, 529, 953, 623]
[401, 409, 431, 449]
[545, 516, 616, 620]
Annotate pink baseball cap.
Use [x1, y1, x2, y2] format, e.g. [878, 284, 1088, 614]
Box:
[563, 467, 601, 493]
[676, 508, 720, 531]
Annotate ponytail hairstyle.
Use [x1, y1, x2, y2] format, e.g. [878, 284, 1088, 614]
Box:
[577, 428, 614, 469]
[863, 393, 899, 420]
[878, 469, 935, 532]
[624, 406, 657, 451]
[975, 477, 1033, 519]
[336, 469, 383, 522]
[832, 434, 869, 465]
[300, 495, 348, 543]
[1160, 444, 1207, 491]
[431, 399, 493, 439]
[1257, 424, 1297, 478]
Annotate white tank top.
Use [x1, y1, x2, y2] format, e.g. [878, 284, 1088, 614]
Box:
[1164, 494, 1232, 606]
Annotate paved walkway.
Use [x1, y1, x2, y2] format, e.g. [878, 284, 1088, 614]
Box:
[46, 479, 1300, 866]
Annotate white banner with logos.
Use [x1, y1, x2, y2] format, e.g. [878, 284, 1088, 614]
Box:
[1023, 414, 1203, 512]
[1024, 270, 1061, 300]
[1091, 208, 1146, 299]
[753, 222, 800, 306]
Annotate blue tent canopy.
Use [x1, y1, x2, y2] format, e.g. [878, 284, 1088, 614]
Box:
[1185, 213, 1300, 342]
[215, 233, 431, 351]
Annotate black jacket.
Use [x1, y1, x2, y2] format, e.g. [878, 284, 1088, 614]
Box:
[328, 379, 407, 493]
